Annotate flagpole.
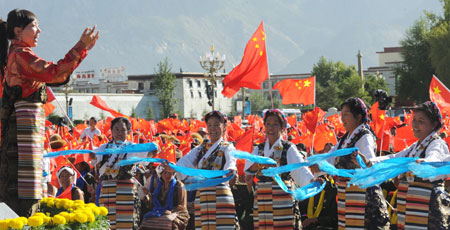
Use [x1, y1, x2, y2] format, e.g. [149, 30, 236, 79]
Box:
[49, 87, 75, 128]
[262, 22, 274, 109]
[379, 117, 386, 156]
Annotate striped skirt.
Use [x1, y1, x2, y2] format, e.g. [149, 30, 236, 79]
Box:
[99, 179, 140, 230]
[397, 179, 450, 230]
[194, 183, 236, 229]
[336, 181, 366, 230]
[15, 101, 45, 200]
[254, 181, 293, 230]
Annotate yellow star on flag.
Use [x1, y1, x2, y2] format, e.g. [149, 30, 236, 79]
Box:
[253, 37, 257, 42]
[433, 86, 441, 94]
[260, 51, 263, 56]
[255, 44, 259, 49]
[379, 114, 385, 120]
[304, 80, 311, 87]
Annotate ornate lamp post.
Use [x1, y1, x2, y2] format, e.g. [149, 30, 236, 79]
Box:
[199, 45, 225, 111]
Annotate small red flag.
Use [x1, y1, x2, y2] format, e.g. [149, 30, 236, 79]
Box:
[46, 87, 56, 102]
[90, 95, 129, 118]
[222, 21, 269, 98]
[302, 107, 326, 134]
[273, 76, 315, 105]
[235, 127, 254, 153]
[429, 75, 450, 115]
[43, 102, 55, 117]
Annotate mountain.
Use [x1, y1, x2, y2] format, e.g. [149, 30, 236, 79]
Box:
[0, 0, 443, 75]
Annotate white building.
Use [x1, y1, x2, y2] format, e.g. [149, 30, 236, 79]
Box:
[364, 47, 404, 96]
[52, 67, 129, 94]
[127, 72, 233, 120]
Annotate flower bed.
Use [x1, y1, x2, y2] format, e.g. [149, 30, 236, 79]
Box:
[0, 198, 109, 230]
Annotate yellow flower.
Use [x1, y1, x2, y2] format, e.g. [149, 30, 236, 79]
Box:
[46, 199, 55, 208]
[33, 213, 50, 224]
[99, 207, 108, 216]
[74, 213, 87, 223]
[86, 212, 95, 223]
[68, 213, 76, 223]
[0, 220, 10, 230]
[52, 215, 66, 225]
[8, 219, 24, 230]
[92, 207, 101, 216]
[63, 199, 74, 209]
[17, 217, 27, 226]
[28, 216, 44, 227]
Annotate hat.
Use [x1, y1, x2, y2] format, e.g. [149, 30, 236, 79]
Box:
[175, 148, 183, 159]
[57, 166, 76, 178]
[191, 133, 203, 144]
[50, 134, 67, 149]
[197, 127, 207, 135]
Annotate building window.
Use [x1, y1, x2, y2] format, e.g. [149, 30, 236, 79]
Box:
[138, 82, 144, 90]
[263, 82, 268, 89]
[215, 91, 217, 98]
[149, 82, 154, 90]
[198, 91, 202, 98]
[190, 91, 194, 98]
[197, 80, 201, 88]
[188, 80, 193, 88]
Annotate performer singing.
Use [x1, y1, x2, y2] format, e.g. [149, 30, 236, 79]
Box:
[176, 111, 238, 229]
[244, 109, 314, 229]
[0, 9, 98, 216]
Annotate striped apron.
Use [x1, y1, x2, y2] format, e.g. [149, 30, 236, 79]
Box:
[336, 180, 366, 230]
[397, 179, 449, 230]
[100, 179, 139, 230]
[194, 183, 236, 229]
[15, 101, 45, 199]
[254, 181, 293, 230]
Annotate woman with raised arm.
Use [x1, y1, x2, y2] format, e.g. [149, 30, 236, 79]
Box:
[176, 111, 238, 229]
[367, 101, 450, 229]
[244, 109, 314, 229]
[0, 9, 98, 217]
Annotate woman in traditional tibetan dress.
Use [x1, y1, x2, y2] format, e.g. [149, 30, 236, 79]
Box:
[140, 164, 189, 230]
[244, 109, 314, 230]
[326, 98, 390, 230]
[368, 101, 450, 229]
[176, 111, 237, 229]
[95, 117, 148, 230]
[0, 9, 98, 216]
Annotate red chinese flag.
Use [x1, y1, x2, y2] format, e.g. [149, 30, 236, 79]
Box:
[222, 21, 268, 98]
[46, 87, 56, 102]
[302, 107, 326, 134]
[429, 75, 450, 115]
[90, 95, 129, 118]
[233, 116, 242, 128]
[43, 102, 55, 117]
[156, 142, 176, 163]
[287, 114, 297, 128]
[273, 76, 315, 105]
[370, 102, 386, 139]
[235, 127, 254, 153]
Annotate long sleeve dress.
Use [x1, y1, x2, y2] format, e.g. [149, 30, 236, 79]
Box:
[0, 39, 87, 217]
[243, 137, 314, 229]
[177, 138, 237, 229]
[371, 131, 450, 229]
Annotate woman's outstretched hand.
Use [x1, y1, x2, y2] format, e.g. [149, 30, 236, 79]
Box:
[80, 25, 99, 50]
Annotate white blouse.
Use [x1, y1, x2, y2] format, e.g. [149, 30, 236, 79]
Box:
[244, 137, 314, 187]
[176, 138, 237, 180]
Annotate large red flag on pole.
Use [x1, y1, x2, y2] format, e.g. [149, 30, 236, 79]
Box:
[222, 21, 269, 98]
[429, 75, 450, 115]
[273, 76, 315, 105]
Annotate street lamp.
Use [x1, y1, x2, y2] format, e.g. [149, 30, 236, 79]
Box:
[199, 45, 225, 111]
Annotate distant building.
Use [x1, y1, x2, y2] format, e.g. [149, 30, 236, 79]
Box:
[364, 47, 404, 96]
[52, 67, 129, 94]
[127, 72, 233, 120]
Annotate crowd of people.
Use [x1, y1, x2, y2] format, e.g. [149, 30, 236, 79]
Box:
[0, 8, 449, 230]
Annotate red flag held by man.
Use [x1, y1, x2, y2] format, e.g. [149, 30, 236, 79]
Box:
[429, 75, 450, 115]
[222, 21, 268, 98]
[273, 76, 315, 105]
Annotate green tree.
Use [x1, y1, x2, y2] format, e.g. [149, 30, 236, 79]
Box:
[311, 57, 379, 109]
[395, 18, 434, 104]
[428, 0, 450, 87]
[364, 74, 390, 104]
[153, 57, 176, 119]
[248, 91, 271, 113]
[146, 107, 155, 120]
[130, 107, 137, 118]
